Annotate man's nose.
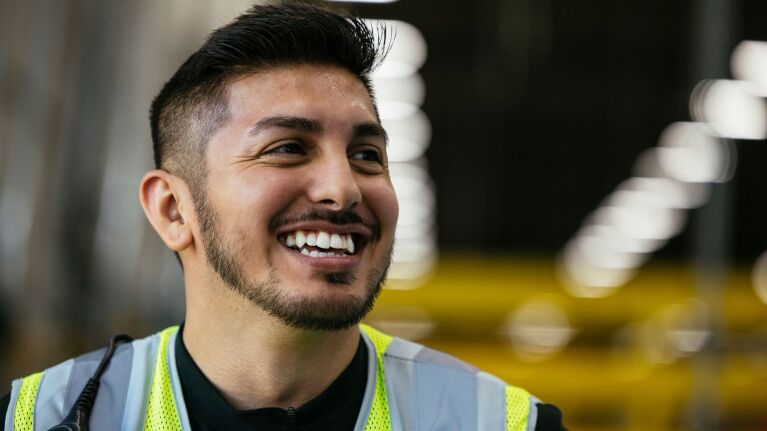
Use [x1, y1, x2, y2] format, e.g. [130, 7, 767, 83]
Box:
[306, 154, 362, 212]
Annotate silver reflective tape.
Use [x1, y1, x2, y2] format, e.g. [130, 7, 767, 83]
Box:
[32, 359, 74, 430]
[5, 379, 22, 431]
[121, 333, 160, 431]
[476, 372, 506, 430]
[167, 330, 192, 431]
[64, 348, 106, 410]
[381, 355, 415, 431]
[88, 343, 133, 430]
[352, 330, 378, 431]
[384, 337, 423, 361]
[414, 347, 479, 373]
[414, 360, 476, 430]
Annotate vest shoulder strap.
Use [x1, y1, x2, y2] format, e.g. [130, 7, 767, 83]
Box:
[4, 327, 176, 431]
[360, 324, 534, 431]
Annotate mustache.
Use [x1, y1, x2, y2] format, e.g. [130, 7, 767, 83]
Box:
[269, 209, 381, 240]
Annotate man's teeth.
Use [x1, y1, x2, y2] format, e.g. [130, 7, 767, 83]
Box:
[316, 231, 330, 249]
[330, 233, 344, 249]
[299, 248, 346, 258]
[284, 230, 355, 254]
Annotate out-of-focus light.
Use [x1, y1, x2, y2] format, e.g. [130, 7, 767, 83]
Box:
[391, 171, 433, 200]
[691, 79, 767, 140]
[667, 328, 710, 354]
[751, 250, 767, 305]
[378, 101, 420, 120]
[657, 122, 734, 183]
[394, 221, 433, 240]
[578, 224, 664, 255]
[373, 73, 425, 107]
[366, 17, 434, 286]
[388, 138, 429, 163]
[501, 299, 576, 361]
[388, 253, 437, 283]
[559, 244, 636, 296]
[397, 198, 434, 226]
[637, 300, 712, 363]
[367, 306, 435, 340]
[664, 300, 711, 356]
[731, 40, 767, 96]
[571, 234, 646, 270]
[366, 20, 427, 78]
[392, 236, 436, 263]
[382, 110, 431, 162]
[619, 175, 710, 211]
[599, 191, 686, 241]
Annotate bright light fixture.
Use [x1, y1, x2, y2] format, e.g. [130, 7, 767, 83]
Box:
[731, 40, 767, 96]
[691, 79, 767, 140]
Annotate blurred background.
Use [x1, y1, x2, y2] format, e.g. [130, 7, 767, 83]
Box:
[2, 0, 767, 429]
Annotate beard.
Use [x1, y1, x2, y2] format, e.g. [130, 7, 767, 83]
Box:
[192, 189, 392, 331]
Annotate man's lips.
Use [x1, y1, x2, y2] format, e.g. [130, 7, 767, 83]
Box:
[269, 209, 381, 241]
[277, 228, 364, 272]
[277, 222, 369, 257]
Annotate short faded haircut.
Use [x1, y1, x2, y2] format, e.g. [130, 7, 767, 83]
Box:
[149, 1, 390, 187]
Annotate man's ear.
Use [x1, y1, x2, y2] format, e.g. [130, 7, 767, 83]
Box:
[139, 170, 194, 252]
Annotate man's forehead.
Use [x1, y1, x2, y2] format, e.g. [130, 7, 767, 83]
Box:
[205, 65, 382, 154]
[221, 65, 379, 130]
[226, 65, 373, 105]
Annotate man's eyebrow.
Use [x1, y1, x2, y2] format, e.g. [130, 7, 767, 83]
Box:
[248, 116, 322, 136]
[353, 122, 388, 143]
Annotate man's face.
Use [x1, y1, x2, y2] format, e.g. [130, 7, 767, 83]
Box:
[192, 64, 398, 331]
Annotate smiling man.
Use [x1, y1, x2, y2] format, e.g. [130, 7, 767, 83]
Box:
[2, 3, 564, 430]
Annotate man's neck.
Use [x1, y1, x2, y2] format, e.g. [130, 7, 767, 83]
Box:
[182, 286, 360, 410]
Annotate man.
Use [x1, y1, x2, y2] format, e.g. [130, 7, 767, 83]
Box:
[2, 3, 565, 430]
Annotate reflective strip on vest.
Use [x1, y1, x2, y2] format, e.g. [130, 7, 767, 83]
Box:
[359, 325, 531, 431]
[506, 385, 531, 431]
[12, 372, 43, 431]
[359, 324, 393, 431]
[5, 325, 533, 430]
[5, 342, 135, 430]
[33, 359, 74, 427]
[121, 329, 162, 431]
[4, 378, 21, 431]
[144, 326, 182, 430]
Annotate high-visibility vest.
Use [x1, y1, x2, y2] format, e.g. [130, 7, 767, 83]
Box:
[4, 325, 538, 431]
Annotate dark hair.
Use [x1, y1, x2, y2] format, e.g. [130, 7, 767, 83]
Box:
[149, 1, 390, 184]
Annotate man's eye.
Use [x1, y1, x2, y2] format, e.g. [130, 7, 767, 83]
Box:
[266, 142, 305, 155]
[350, 149, 382, 163]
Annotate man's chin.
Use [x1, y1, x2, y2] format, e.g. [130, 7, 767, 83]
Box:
[322, 271, 357, 285]
[265, 294, 377, 331]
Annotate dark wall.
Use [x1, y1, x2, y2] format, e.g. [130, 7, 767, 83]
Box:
[354, 0, 767, 262]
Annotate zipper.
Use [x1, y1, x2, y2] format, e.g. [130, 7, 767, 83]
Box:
[286, 406, 296, 431]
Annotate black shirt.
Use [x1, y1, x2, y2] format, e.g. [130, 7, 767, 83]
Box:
[176, 325, 366, 430]
[1, 329, 566, 430]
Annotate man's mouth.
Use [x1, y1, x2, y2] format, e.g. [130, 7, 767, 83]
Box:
[278, 230, 362, 258]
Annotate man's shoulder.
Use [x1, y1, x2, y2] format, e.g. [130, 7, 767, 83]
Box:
[38, 328, 163, 377]
[361, 325, 567, 430]
[385, 336, 568, 430]
[363, 324, 500, 381]
[4, 328, 170, 399]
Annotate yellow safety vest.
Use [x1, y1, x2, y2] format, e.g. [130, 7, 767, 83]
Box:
[6, 325, 533, 430]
